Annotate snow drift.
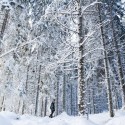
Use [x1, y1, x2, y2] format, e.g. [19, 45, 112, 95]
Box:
[0, 110, 125, 125]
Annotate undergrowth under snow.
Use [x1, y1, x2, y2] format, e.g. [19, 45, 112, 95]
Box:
[0, 110, 125, 125]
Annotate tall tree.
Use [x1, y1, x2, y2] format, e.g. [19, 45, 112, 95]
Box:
[77, 0, 85, 115]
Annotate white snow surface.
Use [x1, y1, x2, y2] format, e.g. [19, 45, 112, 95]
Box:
[122, 0, 125, 2]
[0, 110, 125, 125]
[0, 114, 12, 125]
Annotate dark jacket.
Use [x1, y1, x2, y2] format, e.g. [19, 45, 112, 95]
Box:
[50, 102, 55, 111]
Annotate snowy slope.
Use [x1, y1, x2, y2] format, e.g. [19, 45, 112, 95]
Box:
[0, 110, 125, 125]
[0, 115, 12, 125]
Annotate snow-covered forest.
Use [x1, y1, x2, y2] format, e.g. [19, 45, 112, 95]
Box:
[1, 0, 125, 124]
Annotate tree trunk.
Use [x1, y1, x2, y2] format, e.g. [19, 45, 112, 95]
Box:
[77, 0, 86, 115]
[22, 101, 25, 114]
[0, 9, 9, 38]
[109, 1, 125, 107]
[35, 65, 41, 115]
[25, 65, 30, 94]
[0, 96, 4, 111]
[63, 63, 66, 112]
[44, 97, 47, 116]
[97, 3, 114, 117]
[41, 97, 44, 117]
[55, 73, 59, 115]
[70, 82, 73, 115]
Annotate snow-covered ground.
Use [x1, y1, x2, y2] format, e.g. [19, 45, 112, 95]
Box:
[0, 110, 125, 125]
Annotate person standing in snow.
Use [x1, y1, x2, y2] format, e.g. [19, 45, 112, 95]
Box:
[49, 99, 55, 118]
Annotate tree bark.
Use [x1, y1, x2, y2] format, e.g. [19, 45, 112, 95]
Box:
[97, 3, 114, 117]
[35, 65, 41, 115]
[0, 9, 9, 39]
[55, 72, 59, 115]
[63, 63, 66, 112]
[109, 1, 125, 107]
[77, 0, 86, 115]
[44, 97, 47, 116]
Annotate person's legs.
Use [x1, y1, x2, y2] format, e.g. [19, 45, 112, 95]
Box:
[51, 110, 54, 117]
[49, 110, 54, 118]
